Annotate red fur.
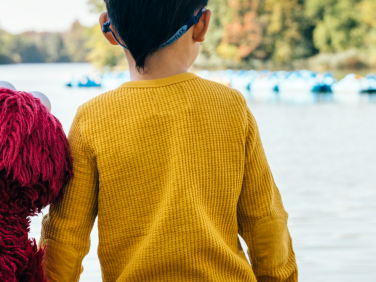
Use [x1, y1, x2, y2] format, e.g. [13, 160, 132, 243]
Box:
[0, 88, 73, 281]
[0, 88, 72, 204]
[19, 240, 46, 282]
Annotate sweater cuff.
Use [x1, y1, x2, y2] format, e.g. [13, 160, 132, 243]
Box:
[257, 271, 298, 282]
[40, 239, 80, 282]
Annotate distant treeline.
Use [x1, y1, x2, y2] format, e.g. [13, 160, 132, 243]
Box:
[0, 21, 90, 64]
[1, 0, 376, 70]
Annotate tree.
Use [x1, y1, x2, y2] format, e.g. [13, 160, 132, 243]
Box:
[0, 30, 19, 64]
[263, 0, 318, 63]
[305, 0, 367, 52]
[358, 0, 376, 49]
[86, 24, 127, 69]
[200, 0, 233, 61]
[217, 0, 262, 62]
[64, 21, 91, 62]
[0, 27, 89, 64]
[13, 32, 45, 63]
[218, 0, 317, 64]
[85, 0, 126, 69]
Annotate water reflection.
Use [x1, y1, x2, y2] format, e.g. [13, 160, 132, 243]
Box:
[369, 94, 376, 103]
[279, 91, 318, 104]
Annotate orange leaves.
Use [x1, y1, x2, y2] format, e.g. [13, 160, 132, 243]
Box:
[221, 1, 262, 60]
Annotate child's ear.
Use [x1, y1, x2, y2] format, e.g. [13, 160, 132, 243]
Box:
[99, 12, 119, 46]
[193, 9, 212, 43]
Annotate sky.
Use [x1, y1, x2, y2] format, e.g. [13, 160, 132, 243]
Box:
[0, 0, 99, 34]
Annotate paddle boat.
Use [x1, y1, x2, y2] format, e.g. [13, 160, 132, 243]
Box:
[279, 70, 321, 93]
[230, 70, 258, 89]
[66, 73, 102, 88]
[366, 74, 376, 92]
[316, 72, 336, 92]
[250, 71, 288, 92]
[331, 74, 369, 94]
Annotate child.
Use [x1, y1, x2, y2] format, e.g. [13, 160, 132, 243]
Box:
[40, 0, 298, 281]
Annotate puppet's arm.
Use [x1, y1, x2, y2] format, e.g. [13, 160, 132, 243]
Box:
[39, 109, 99, 282]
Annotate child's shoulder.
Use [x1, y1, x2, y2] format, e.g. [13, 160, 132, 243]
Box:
[76, 87, 123, 120]
[196, 76, 247, 106]
[82, 84, 132, 107]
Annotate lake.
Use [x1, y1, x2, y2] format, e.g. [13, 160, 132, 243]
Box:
[1, 63, 375, 282]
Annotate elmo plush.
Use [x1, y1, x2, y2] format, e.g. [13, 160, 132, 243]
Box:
[0, 82, 72, 282]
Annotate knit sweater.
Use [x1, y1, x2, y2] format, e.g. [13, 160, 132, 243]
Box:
[39, 72, 297, 282]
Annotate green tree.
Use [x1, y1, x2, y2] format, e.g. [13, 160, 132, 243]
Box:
[358, 0, 376, 49]
[64, 21, 91, 62]
[86, 24, 127, 69]
[264, 0, 318, 63]
[0, 30, 19, 63]
[44, 33, 70, 62]
[218, 0, 317, 65]
[85, 0, 126, 69]
[305, 0, 367, 52]
[200, 0, 232, 61]
[0, 26, 90, 64]
[13, 32, 45, 63]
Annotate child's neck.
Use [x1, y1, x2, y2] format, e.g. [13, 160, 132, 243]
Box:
[125, 47, 192, 82]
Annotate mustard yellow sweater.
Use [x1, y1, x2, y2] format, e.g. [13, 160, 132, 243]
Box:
[39, 73, 297, 282]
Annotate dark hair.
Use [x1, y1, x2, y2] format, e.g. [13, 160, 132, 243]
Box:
[105, 0, 208, 72]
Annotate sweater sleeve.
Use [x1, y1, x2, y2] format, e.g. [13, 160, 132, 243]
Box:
[237, 107, 298, 282]
[39, 108, 98, 282]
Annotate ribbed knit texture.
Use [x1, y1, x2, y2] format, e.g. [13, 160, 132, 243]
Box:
[39, 73, 297, 282]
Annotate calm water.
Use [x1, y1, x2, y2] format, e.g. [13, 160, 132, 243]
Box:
[1, 63, 375, 281]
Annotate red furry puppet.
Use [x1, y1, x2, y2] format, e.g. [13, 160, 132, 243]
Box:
[0, 81, 73, 282]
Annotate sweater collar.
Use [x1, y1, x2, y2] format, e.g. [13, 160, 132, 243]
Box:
[120, 72, 199, 88]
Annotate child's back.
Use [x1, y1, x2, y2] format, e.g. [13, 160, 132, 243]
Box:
[41, 73, 296, 281]
[40, 1, 297, 281]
